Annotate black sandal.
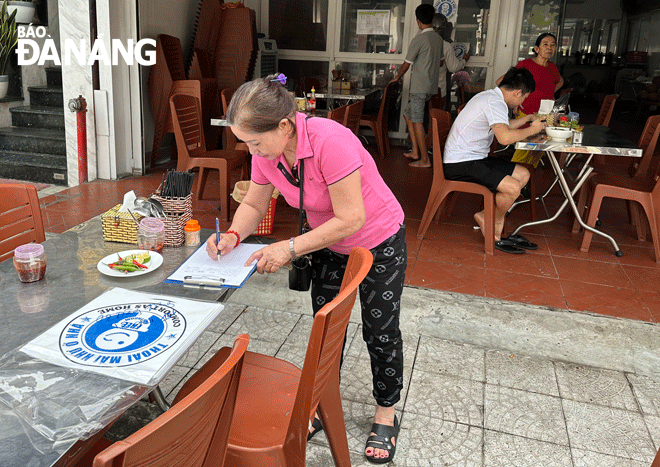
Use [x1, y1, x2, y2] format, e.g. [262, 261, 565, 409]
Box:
[505, 234, 538, 250]
[307, 416, 323, 441]
[365, 415, 399, 464]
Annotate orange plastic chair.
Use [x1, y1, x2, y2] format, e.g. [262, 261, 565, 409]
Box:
[0, 183, 45, 262]
[417, 109, 495, 254]
[359, 81, 396, 158]
[169, 83, 248, 221]
[343, 100, 365, 136]
[75, 334, 249, 467]
[595, 94, 618, 126]
[214, 247, 373, 467]
[327, 104, 347, 124]
[652, 447, 660, 467]
[573, 115, 660, 235]
[457, 103, 466, 114]
[220, 88, 251, 177]
[579, 172, 660, 262]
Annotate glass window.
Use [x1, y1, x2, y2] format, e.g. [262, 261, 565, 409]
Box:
[269, 0, 329, 51]
[278, 59, 329, 98]
[339, 1, 406, 54]
[336, 61, 403, 131]
[452, 0, 494, 57]
[517, 0, 561, 61]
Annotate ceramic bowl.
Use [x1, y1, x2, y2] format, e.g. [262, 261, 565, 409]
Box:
[545, 126, 572, 141]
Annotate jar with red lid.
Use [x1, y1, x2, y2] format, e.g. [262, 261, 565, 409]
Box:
[137, 217, 165, 253]
[13, 243, 47, 283]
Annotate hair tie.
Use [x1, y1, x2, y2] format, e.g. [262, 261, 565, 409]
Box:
[270, 73, 287, 85]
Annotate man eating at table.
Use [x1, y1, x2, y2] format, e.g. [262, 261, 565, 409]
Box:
[442, 67, 547, 254]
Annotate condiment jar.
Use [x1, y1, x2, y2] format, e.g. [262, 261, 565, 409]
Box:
[137, 217, 165, 253]
[13, 243, 47, 283]
[185, 219, 201, 246]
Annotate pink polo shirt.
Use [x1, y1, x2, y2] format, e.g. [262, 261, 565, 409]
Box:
[251, 112, 404, 254]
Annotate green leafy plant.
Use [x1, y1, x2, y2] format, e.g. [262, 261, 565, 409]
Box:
[0, 0, 18, 76]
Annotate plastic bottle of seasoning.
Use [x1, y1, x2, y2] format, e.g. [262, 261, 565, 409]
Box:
[185, 219, 201, 246]
[13, 243, 47, 283]
[308, 86, 316, 114]
[137, 217, 165, 252]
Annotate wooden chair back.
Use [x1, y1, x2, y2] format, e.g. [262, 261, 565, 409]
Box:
[0, 183, 45, 263]
[595, 94, 618, 126]
[90, 335, 249, 467]
[343, 100, 364, 135]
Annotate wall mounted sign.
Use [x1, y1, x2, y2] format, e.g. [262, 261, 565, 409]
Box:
[356, 10, 391, 35]
[435, 0, 458, 20]
[453, 42, 469, 59]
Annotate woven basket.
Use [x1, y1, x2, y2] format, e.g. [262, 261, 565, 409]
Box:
[151, 192, 193, 247]
[101, 204, 144, 244]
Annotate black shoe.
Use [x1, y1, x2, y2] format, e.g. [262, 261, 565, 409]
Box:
[504, 234, 538, 250]
[494, 239, 525, 254]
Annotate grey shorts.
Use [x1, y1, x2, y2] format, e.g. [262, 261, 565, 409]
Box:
[404, 93, 432, 123]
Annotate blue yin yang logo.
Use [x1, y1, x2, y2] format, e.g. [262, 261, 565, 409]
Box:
[83, 311, 165, 353]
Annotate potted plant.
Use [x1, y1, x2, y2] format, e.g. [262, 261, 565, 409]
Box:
[0, 0, 18, 99]
[7, 0, 34, 24]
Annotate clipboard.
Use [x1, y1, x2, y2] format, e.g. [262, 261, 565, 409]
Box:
[164, 243, 262, 288]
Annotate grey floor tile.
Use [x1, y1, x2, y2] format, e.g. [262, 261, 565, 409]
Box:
[628, 373, 660, 416]
[555, 362, 638, 411]
[202, 302, 246, 333]
[158, 364, 193, 400]
[563, 399, 655, 461]
[484, 431, 572, 467]
[306, 443, 371, 467]
[176, 330, 221, 368]
[644, 414, 660, 450]
[275, 342, 307, 369]
[396, 412, 483, 466]
[405, 370, 484, 427]
[484, 385, 568, 446]
[224, 306, 300, 343]
[415, 336, 485, 382]
[571, 448, 649, 467]
[485, 349, 559, 396]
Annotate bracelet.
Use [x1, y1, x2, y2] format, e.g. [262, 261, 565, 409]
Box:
[225, 230, 241, 248]
[289, 237, 298, 261]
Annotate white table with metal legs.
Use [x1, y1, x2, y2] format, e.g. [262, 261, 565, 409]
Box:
[512, 125, 642, 257]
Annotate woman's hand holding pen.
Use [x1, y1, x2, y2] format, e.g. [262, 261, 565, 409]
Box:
[206, 232, 239, 259]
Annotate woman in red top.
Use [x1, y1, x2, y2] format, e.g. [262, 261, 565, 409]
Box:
[515, 32, 564, 115]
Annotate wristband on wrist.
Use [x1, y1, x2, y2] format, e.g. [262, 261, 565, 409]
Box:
[225, 230, 241, 248]
[289, 237, 298, 261]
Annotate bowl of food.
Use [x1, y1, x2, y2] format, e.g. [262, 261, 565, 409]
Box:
[545, 126, 572, 141]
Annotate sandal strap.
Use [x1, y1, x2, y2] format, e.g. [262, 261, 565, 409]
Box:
[365, 433, 393, 450]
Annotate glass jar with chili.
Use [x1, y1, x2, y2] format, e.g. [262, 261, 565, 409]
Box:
[13, 243, 47, 283]
[137, 217, 165, 253]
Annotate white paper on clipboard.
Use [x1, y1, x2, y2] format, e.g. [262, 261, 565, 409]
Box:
[356, 10, 391, 35]
[165, 243, 263, 288]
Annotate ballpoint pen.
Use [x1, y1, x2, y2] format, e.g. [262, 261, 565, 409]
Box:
[215, 217, 221, 255]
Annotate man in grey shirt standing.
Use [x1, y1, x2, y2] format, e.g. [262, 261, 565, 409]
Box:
[390, 4, 442, 168]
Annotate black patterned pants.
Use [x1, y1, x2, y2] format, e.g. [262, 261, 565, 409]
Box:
[310, 224, 406, 407]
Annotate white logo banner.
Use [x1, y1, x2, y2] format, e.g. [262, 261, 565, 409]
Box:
[20, 288, 224, 386]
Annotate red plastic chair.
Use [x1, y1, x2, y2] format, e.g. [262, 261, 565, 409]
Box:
[652, 447, 660, 466]
[359, 81, 396, 158]
[579, 173, 660, 262]
[215, 247, 373, 466]
[417, 109, 495, 254]
[327, 104, 347, 124]
[573, 115, 660, 236]
[169, 82, 248, 221]
[595, 94, 618, 126]
[75, 334, 249, 467]
[0, 183, 45, 262]
[342, 100, 364, 135]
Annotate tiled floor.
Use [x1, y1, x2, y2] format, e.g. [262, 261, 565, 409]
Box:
[23, 104, 659, 323]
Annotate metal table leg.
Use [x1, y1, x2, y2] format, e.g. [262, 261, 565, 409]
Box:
[151, 385, 170, 411]
[511, 150, 623, 257]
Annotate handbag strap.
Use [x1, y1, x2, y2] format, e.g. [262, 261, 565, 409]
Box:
[297, 159, 305, 235]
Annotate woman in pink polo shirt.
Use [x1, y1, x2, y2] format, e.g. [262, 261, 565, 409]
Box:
[205, 75, 405, 463]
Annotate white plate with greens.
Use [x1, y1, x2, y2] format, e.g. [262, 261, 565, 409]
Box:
[97, 249, 163, 277]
